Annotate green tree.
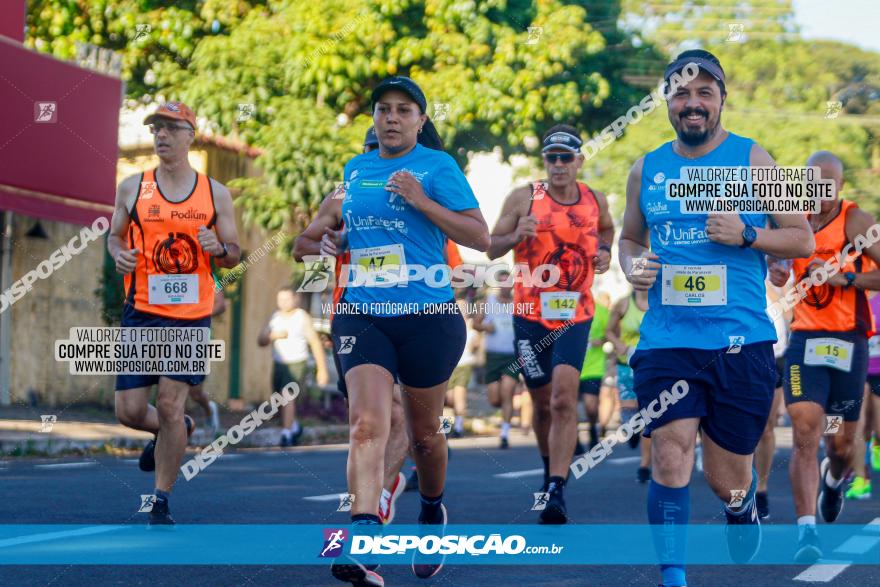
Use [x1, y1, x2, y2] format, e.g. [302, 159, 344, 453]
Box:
[159, 0, 657, 229]
[28, 0, 656, 233]
[581, 38, 880, 217]
[621, 0, 798, 55]
[25, 0, 266, 96]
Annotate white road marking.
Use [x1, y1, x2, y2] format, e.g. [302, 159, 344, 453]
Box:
[833, 535, 880, 555]
[303, 493, 346, 502]
[793, 561, 851, 583]
[0, 525, 124, 548]
[493, 457, 641, 478]
[34, 461, 97, 469]
[494, 468, 543, 479]
[793, 517, 880, 582]
[606, 456, 641, 465]
[863, 517, 880, 534]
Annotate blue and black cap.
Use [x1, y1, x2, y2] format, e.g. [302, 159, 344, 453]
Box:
[371, 76, 428, 113]
[663, 49, 726, 92]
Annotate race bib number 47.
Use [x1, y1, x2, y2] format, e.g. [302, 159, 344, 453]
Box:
[661, 264, 727, 306]
[349, 244, 406, 285]
[148, 274, 198, 305]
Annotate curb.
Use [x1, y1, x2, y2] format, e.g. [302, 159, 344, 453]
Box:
[0, 424, 352, 456]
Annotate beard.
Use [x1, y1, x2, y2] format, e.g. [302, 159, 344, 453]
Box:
[675, 107, 720, 146]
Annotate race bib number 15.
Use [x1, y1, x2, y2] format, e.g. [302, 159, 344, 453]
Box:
[804, 338, 854, 372]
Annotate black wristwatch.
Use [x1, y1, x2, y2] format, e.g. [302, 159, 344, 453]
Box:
[740, 225, 757, 248]
[214, 242, 229, 258]
[599, 243, 611, 253]
[844, 272, 856, 288]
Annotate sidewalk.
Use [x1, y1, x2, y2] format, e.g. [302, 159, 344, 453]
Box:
[0, 405, 348, 456]
[0, 381, 505, 456]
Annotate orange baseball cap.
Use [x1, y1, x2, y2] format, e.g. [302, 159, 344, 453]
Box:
[143, 101, 196, 129]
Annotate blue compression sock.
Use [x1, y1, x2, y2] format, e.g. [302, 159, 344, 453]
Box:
[648, 480, 690, 587]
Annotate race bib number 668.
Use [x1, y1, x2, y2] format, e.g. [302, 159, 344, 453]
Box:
[148, 274, 198, 305]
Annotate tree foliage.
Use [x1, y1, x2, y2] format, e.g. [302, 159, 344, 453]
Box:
[582, 37, 880, 217]
[25, 0, 267, 97]
[26, 0, 880, 226]
[27, 0, 655, 231]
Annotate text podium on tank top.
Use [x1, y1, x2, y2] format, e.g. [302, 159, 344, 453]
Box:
[792, 200, 873, 337]
[637, 133, 776, 351]
[513, 181, 599, 330]
[124, 169, 217, 320]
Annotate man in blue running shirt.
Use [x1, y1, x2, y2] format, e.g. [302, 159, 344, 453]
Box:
[617, 49, 814, 587]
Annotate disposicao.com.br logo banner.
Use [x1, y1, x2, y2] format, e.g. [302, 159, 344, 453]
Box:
[1, 525, 878, 565]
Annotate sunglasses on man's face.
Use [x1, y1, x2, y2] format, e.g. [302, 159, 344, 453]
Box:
[149, 121, 193, 134]
[543, 152, 576, 164]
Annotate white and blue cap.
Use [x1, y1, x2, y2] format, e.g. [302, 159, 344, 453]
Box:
[541, 129, 583, 153]
[364, 126, 379, 147]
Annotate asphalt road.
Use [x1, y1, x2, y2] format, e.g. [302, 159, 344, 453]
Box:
[1, 434, 878, 586]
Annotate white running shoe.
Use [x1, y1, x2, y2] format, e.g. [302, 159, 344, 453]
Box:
[208, 400, 220, 433]
[379, 472, 406, 525]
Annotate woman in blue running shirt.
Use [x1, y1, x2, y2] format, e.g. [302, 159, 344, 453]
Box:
[306, 76, 489, 584]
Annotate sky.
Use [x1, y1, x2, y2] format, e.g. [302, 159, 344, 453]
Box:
[793, 0, 880, 53]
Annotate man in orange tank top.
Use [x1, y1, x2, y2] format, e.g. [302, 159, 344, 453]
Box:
[108, 102, 241, 525]
[769, 150, 880, 561]
[488, 124, 614, 524]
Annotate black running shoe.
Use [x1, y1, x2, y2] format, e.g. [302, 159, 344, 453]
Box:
[138, 438, 156, 472]
[723, 496, 761, 563]
[279, 433, 291, 448]
[148, 496, 175, 526]
[331, 556, 384, 586]
[499, 437, 509, 449]
[637, 467, 650, 484]
[588, 424, 599, 450]
[404, 468, 419, 492]
[818, 457, 844, 523]
[756, 491, 770, 520]
[538, 482, 567, 525]
[412, 503, 447, 579]
[794, 526, 822, 564]
[574, 439, 586, 456]
[141, 415, 194, 472]
[628, 432, 641, 449]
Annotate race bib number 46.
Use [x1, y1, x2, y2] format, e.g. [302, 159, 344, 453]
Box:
[804, 338, 854, 372]
[148, 274, 198, 305]
[349, 244, 406, 285]
[661, 264, 727, 306]
[540, 292, 580, 320]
